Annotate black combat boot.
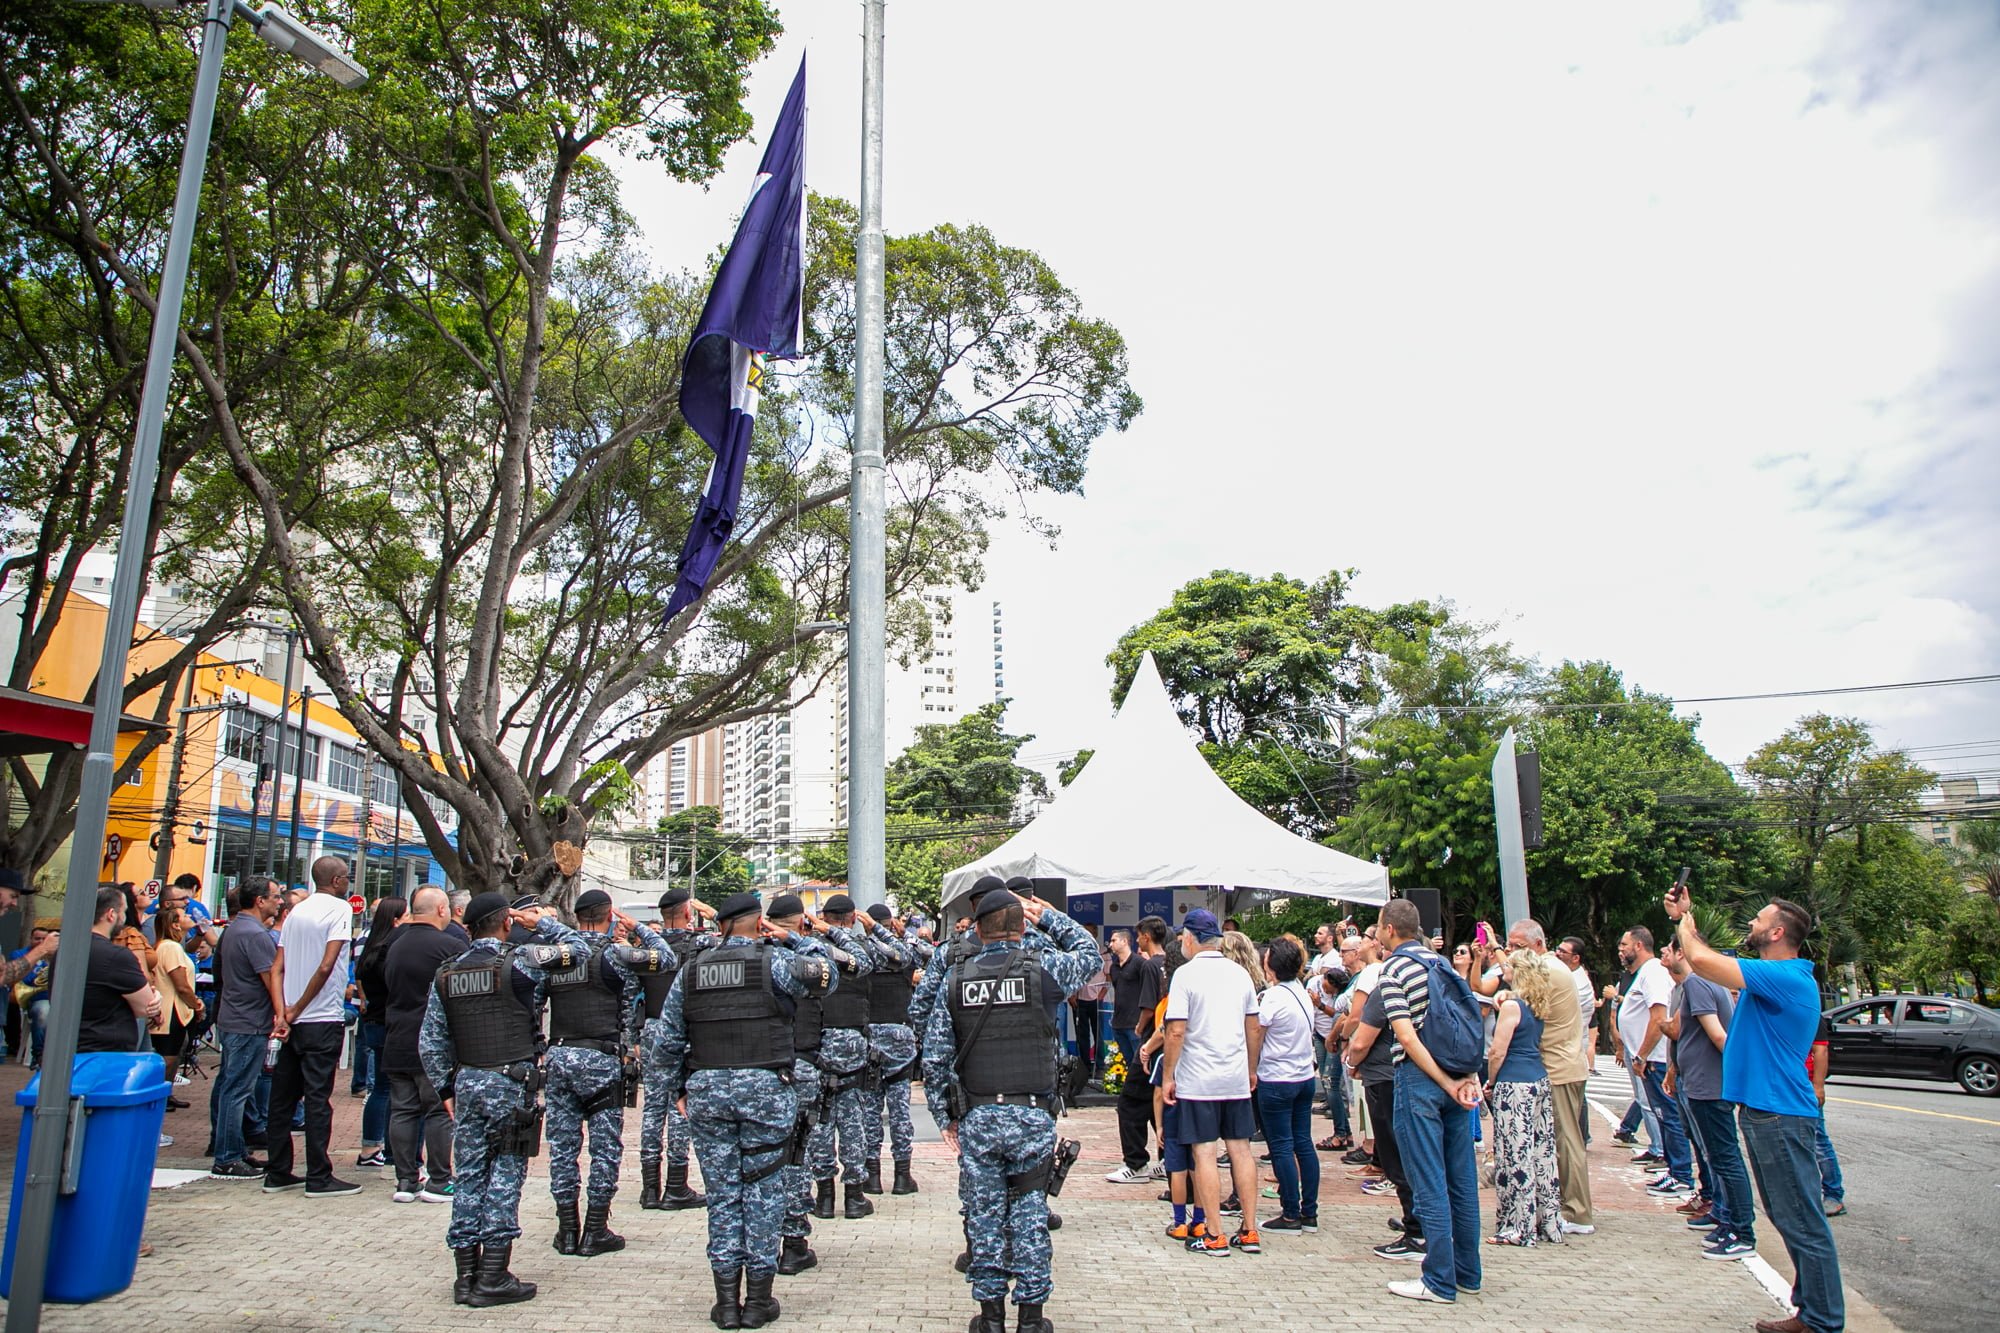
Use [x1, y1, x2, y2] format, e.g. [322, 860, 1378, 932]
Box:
[465, 1242, 537, 1308]
[577, 1198, 625, 1255]
[451, 1246, 480, 1305]
[664, 1161, 709, 1209]
[862, 1157, 884, 1194]
[553, 1199, 580, 1255]
[1046, 1210, 1062, 1231]
[811, 1177, 835, 1219]
[740, 1272, 781, 1329]
[776, 1235, 817, 1276]
[843, 1179, 874, 1219]
[1015, 1302, 1053, 1333]
[891, 1159, 919, 1194]
[967, 1298, 1007, 1333]
[710, 1268, 744, 1330]
[640, 1159, 665, 1209]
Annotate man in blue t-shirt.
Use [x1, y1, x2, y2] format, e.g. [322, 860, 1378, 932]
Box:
[1667, 881, 1843, 1333]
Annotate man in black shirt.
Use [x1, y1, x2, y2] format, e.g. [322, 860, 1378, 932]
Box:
[384, 885, 463, 1202]
[1108, 916, 1168, 1183]
[73, 886, 161, 1051]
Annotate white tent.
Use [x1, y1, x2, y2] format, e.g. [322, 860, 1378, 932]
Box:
[941, 652, 1390, 915]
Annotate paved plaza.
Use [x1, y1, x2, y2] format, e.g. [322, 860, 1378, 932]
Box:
[0, 1055, 1898, 1331]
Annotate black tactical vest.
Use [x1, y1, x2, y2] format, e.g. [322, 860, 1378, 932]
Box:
[947, 949, 1057, 1097]
[817, 932, 872, 1030]
[435, 947, 537, 1069]
[637, 930, 705, 1019]
[869, 964, 915, 1026]
[684, 943, 795, 1071]
[545, 940, 624, 1042]
[795, 991, 823, 1053]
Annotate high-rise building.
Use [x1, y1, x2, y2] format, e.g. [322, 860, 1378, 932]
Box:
[635, 726, 727, 825]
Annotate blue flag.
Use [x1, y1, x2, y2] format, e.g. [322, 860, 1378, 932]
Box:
[666, 58, 807, 620]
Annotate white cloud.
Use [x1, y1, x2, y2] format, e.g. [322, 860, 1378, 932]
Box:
[618, 0, 2000, 784]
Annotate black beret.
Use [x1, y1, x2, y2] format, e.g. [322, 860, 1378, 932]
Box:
[865, 903, 891, 923]
[465, 892, 511, 930]
[972, 885, 1019, 920]
[822, 893, 855, 915]
[573, 889, 612, 914]
[767, 893, 805, 920]
[715, 891, 762, 924]
[658, 885, 693, 912]
[509, 893, 541, 910]
[972, 875, 1006, 896]
[1003, 876, 1035, 893]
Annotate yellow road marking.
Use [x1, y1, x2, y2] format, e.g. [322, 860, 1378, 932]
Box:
[1829, 1095, 2000, 1127]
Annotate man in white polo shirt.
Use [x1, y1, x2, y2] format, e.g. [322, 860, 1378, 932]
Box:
[266, 855, 361, 1198]
[1162, 909, 1261, 1256]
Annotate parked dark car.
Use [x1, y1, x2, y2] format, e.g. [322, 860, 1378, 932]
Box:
[1824, 995, 2000, 1097]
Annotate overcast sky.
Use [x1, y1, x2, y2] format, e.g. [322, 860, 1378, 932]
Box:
[622, 0, 2000, 789]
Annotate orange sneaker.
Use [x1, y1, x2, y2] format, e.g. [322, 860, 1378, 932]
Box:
[1165, 1220, 1196, 1241]
[1229, 1227, 1262, 1253]
[1185, 1227, 1230, 1256]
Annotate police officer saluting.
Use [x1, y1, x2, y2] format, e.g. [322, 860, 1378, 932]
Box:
[653, 892, 835, 1330]
[542, 888, 665, 1257]
[861, 901, 922, 1197]
[922, 882, 1097, 1333]
[638, 885, 717, 1211]
[419, 893, 587, 1307]
[801, 893, 905, 1222]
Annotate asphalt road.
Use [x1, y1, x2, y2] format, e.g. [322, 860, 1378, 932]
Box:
[1820, 1073, 2000, 1331]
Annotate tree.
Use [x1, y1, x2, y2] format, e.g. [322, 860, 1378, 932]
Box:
[1822, 824, 1960, 993]
[1522, 661, 1784, 964]
[1953, 816, 2000, 911]
[627, 806, 751, 908]
[1107, 569, 1393, 749]
[1056, 749, 1092, 788]
[32, 0, 1140, 908]
[885, 700, 1047, 820]
[1742, 714, 1934, 890]
[1331, 605, 1529, 936]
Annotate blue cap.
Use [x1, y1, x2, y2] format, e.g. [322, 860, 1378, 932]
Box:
[1181, 908, 1222, 941]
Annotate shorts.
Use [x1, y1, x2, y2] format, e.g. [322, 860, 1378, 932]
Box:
[1175, 1096, 1255, 1145]
[1161, 1100, 1191, 1173]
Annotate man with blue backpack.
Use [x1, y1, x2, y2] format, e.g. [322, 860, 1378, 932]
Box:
[1371, 899, 1488, 1304]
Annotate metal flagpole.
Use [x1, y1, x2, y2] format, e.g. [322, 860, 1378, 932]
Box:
[4, 2, 238, 1323]
[846, 0, 887, 911]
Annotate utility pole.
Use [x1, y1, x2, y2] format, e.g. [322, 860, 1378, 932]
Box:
[356, 753, 373, 902]
[151, 668, 199, 883]
[247, 715, 270, 881]
[285, 685, 311, 887]
[846, 0, 887, 910]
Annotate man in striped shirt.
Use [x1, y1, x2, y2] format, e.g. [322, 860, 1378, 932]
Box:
[1373, 900, 1483, 1305]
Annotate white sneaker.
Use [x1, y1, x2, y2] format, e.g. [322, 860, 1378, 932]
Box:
[1104, 1165, 1152, 1185]
[173, 1074, 191, 1086]
[392, 1188, 419, 1204]
[1388, 1279, 1453, 1303]
[158, 1133, 174, 1148]
[418, 1185, 453, 1203]
[1148, 1163, 1167, 1181]
[1561, 1220, 1596, 1235]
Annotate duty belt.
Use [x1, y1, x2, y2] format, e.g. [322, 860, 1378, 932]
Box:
[551, 1036, 621, 1056]
[965, 1091, 1057, 1115]
[462, 1059, 541, 1089]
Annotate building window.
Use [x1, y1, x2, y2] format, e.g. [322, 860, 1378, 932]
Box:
[276, 725, 321, 783]
[325, 743, 365, 795]
[222, 705, 265, 764]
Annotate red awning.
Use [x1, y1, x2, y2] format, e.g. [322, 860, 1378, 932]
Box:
[0, 686, 167, 758]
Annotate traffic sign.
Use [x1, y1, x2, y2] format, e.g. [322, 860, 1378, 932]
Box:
[348, 894, 366, 912]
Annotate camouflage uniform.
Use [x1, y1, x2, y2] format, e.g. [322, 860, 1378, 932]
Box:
[640, 926, 715, 1171]
[419, 917, 586, 1250]
[863, 933, 934, 1164]
[781, 1055, 821, 1241]
[804, 922, 886, 1187]
[654, 931, 832, 1279]
[542, 922, 662, 1207]
[921, 908, 1097, 1309]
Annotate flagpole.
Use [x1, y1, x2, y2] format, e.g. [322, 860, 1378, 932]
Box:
[847, 0, 887, 910]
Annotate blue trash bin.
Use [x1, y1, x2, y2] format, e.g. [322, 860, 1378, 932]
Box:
[2, 1052, 168, 1303]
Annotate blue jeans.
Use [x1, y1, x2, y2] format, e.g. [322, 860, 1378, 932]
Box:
[1813, 1112, 1843, 1201]
[1624, 1064, 1662, 1149]
[1111, 1027, 1139, 1078]
[208, 1030, 268, 1166]
[1677, 1086, 1714, 1201]
[1685, 1096, 1756, 1242]
[1314, 1039, 1352, 1137]
[1740, 1107, 1844, 1333]
[1393, 1064, 1481, 1300]
[1255, 1077, 1319, 1220]
[1639, 1061, 1692, 1184]
[358, 1021, 389, 1145]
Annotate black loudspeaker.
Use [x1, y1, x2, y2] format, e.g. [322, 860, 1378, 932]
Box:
[1516, 751, 1545, 850]
[1031, 878, 1067, 912]
[1401, 887, 1441, 939]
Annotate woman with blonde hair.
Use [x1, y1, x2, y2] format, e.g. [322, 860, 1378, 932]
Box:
[1219, 930, 1267, 994]
[1482, 949, 1566, 1246]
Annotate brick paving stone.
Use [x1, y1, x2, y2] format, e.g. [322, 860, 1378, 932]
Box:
[0, 1054, 1897, 1330]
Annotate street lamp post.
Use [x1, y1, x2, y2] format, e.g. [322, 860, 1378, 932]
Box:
[5, 4, 364, 1326]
